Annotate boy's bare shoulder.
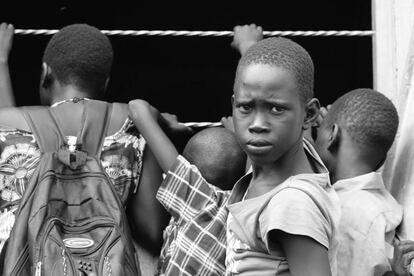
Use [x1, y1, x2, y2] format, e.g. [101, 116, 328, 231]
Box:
[108, 102, 131, 133]
[0, 106, 30, 131]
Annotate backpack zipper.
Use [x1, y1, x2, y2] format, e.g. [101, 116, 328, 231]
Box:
[104, 256, 113, 276]
[37, 218, 76, 275]
[35, 261, 42, 276]
[61, 248, 69, 276]
[99, 235, 120, 274]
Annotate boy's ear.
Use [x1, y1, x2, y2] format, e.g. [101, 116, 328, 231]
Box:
[303, 98, 321, 130]
[327, 124, 340, 151]
[41, 62, 53, 89]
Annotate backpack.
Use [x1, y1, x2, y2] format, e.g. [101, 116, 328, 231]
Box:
[2, 100, 141, 276]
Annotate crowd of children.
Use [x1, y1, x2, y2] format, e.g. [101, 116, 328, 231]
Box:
[0, 21, 413, 276]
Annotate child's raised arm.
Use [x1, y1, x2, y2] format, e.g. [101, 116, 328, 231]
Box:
[128, 99, 190, 173]
[231, 24, 263, 56]
[0, 23, 15, 107]
[271, 230, 332, 276]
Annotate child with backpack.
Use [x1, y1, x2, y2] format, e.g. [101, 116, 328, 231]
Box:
[0, 24, 168, 276]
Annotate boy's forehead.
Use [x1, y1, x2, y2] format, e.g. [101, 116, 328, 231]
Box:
[235, 64, 301, 98]
[238, 64, 296, 87]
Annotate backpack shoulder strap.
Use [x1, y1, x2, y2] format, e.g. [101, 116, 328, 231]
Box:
[21, 106, 66, 152]
[79, 100, 112, 158]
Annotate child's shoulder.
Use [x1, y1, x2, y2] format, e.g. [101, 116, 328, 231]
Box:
[337, 172, 402, 218]
[340, 187, 402, 226]
[287, 172, 333, 197]
[0, 106, 30, 131]
[273, 175, 340, 221]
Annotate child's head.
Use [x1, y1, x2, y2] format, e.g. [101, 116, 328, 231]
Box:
[232, 37, 319, 165]
[40, 24, 113, 104]
[316, 88, 399, 173]
[182, 127, 247, 190]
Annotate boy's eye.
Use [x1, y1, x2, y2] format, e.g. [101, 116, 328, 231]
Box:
[271, 106, 285, 114]
[237, 104, 252, 113]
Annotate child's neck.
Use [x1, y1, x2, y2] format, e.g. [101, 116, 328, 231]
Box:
[332, 160, 375, 184]
[249, 139, 313, 195]
[332, 147, 378, 183]
[50, 85, 93, 106]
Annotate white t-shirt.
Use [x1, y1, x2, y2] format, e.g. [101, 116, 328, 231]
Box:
[334, 172, 402, 276]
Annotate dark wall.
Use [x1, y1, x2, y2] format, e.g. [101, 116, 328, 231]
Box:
[1, 1, 372, 122]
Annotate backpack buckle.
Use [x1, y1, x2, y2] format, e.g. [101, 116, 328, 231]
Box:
[58, 146, 87, 170]
[66, 137, 81, 153]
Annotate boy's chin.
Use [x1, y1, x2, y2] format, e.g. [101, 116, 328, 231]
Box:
[247, 154, 277, 166]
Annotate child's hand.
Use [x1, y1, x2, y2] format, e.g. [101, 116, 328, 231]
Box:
[128, 99, 180, 173]
[391, 239, 414, 276]
[0, 23, 14, 63]
[314, 104, 331, 128]
[231, 24, 263, 55]
[220, 116, 234, 132]
[161, 112, 193, 135]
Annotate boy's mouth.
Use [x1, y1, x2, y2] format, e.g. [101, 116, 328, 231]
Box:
[246, 140, 273, 154]
[247, 139, 272, 147]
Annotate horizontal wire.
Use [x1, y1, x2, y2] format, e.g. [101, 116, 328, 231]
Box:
[14, 29, 374, 37]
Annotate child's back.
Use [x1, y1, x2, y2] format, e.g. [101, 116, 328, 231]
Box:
[226, 37, 340, 276]
[156, 127, 246, 276]
[315, 88, 402, 276]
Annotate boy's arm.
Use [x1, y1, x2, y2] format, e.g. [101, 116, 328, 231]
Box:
[0, 23, 15, 107]
[128, 99, 186, 173]
[127, 146, 170, 254]
[231, 24, 263, 56]
[126, 102, 191, 253]
[271, 230, 332, 276]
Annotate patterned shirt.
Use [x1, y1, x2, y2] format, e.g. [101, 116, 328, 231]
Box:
[0, 119, 145, 252]
[156, 155, 230, 276]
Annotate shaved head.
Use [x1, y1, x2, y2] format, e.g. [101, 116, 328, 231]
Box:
[183, 127, 246, 190]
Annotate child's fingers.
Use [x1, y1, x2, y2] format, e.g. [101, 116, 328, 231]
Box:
[396, 239, 414, 245]
[402, 251, 414, 267]
[7, 24, 14, 34]
[320, 107, 328, 117]
[161, 112, 178, 122]
[220, 116, 235, 131]
[397, 242, 414, 255]
[0, 23, 13, 32]
[410, 259, 414, 276]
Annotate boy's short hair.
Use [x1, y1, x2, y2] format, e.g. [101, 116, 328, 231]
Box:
[323, 88, 398, 153]
[235, 37, 314, 102]
[183, 127, 246, 190]
[43, 24, 113, 97]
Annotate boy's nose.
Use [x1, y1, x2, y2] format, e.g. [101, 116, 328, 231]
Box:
[248, 113, 269, 133]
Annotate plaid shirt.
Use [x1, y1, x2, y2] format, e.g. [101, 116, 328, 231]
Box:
[156, 155, 230, 276]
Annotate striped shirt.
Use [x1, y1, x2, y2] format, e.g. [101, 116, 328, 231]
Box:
[156, 155, 230, 276]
